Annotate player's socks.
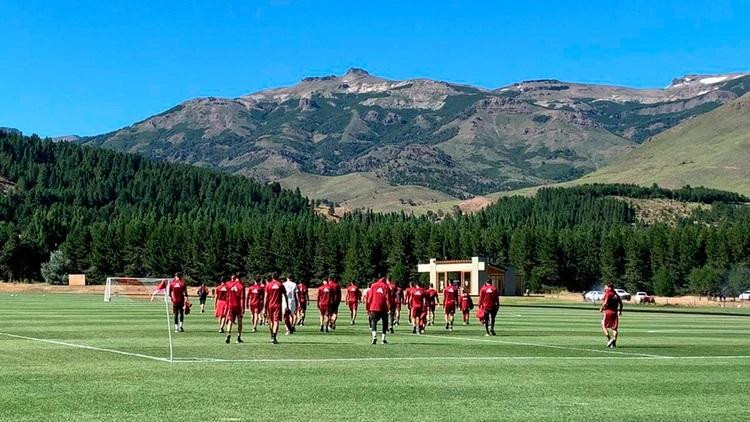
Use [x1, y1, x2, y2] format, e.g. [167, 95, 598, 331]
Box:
[225, 334, 231, 344]
[612, 339, 617, 348]
[412, 327, 417, 334]
[445, 323, 449, 330]
[320, 325, 324, 332]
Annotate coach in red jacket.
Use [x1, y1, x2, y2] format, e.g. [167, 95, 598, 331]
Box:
[366, 278, 391, 345]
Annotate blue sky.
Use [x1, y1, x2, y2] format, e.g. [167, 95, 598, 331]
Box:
[2, 0, 749, 136]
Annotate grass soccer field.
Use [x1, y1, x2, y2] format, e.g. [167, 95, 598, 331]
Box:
[1, 293, 749, 421]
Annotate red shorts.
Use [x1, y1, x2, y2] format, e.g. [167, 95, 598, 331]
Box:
[172, 301, 184, 314]
[266, 306, 282, 322]
[348, 302, 358, 311]
[444, 303, 456, 314]
[215, 300, 227, 318]
[249, 304, 262, 314]
[395, 302, 402, 310]
[411, 306, 424, 320]
[603, 310, 619, 330]
[225, 306, 243, 322]
[319, 306, 329, 317]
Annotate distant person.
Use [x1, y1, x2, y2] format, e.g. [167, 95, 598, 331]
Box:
[460, 288, 473, 325]
[224, 275, 245, 344]
[478, 280, 499, 336]
[346, 281, 362, 325]
[404, 282, 416, 325]
[600, 282, 623, 348]
[169, 273, 188, 333]
[282, 276, 300, 335]
[366, 278, 391, 345]
[443, 282, 459, 331]
[214, 278, 229, 333]
[297, 280, 310, 326]
[387, 277, 399, 332]
[317, 279, 332, 333]
[427, 283, 439, 326]
[246, 279, 264, 333]
[328, 277, 342, 330]
[391, 281, 403, 328]
[264, 275, 288, 344]
[196, 283, 209, 313]
[410, 283, 428, 335]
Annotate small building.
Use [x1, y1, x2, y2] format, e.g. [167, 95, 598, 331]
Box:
[417, 257, 523, 296]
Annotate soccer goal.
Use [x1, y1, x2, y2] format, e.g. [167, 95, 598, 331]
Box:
[103, 277, 176, 362]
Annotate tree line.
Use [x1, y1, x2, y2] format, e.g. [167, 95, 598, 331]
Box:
[2, 133, 750, 296]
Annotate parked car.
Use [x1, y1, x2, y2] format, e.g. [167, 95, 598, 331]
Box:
[634, 292, 655, 304]
[614, 289, 631, 301]
[584, 290, 604, 302]
[739, 290, 750, 301]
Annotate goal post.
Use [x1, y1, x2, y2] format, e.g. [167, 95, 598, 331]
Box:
[102, 277, 175, 362]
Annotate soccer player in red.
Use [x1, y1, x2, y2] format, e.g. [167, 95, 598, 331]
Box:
[386, 277, 399, 333]
[317, 279, 332, 333]
[392, 282, 403, 328]
[297, 280, 310, 326]
[264, 275, 288, 344]
[410, 283, 428, 334]
[427, 283, 439, 326]
[246, 279, 264, 333]
[366, 278, 391, 344]
[214, 279, 229, 333]
[404, 282, 415, 325]
[169, 273, 188, 333]
[599, 282, 624, 348]
[328, 277, 342, 330]
[224, 275, 246, 344]
[478, 280, 500, 336]
[443, 282, 459, 331]
[345, 282, 362, 325]
[259, 278, 267, 326]
[459, 288, 473, 325]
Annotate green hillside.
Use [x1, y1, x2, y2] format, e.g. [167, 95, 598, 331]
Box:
[572, 93, 750, 195]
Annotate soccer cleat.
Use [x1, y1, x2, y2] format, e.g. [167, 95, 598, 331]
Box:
[412, 327, 417, 334]
[252, 328, 257, 333]
[272, 338, 278, 344]
[382, 339, 388, 344]
[612, 340, 617, 348]
[237, 337, 243, 344]
[485, 333, 490, 337]
[320, 325, 324, 332]
[371, 338, 377, 345]
[179, 327, 184, 332]
[445, 323, 450, 330]
[351, 320, 355, 325]
[219, 328, 225, 334]
[390, 327, 394, 334]
[225, 335, 231, 344]
[606, 339, 616, 348]
[491, 330, 496, 336]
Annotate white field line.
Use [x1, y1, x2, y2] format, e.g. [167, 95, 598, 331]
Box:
[3, 331, 749, 364]
[420, 334, 671, 359]
[0, 332, 170, 363]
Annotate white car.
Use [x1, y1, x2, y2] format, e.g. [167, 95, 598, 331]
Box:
[634, 292, 655, 304]
[615, 289, 631, 301]
[584, 291, 604, 302]
[739, 290, 750, 301]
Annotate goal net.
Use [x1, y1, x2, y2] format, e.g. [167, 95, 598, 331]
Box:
[103, 277, 176, 362]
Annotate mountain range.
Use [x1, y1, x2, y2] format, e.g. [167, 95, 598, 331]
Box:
[80, 69, 750, 208]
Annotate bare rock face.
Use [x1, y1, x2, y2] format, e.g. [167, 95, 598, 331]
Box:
[298, 97, 319, 111]
[81, 69, 750, 197]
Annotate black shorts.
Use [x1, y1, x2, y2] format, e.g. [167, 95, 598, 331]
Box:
[199, 296, 207, 305]
[330, 303, 340, 314]
[369, 311, 388, 333]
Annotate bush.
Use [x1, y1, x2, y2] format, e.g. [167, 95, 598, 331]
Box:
[40, 250, 70, 285]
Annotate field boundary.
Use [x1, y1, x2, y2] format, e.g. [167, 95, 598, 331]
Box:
[0, 332, 170, 362]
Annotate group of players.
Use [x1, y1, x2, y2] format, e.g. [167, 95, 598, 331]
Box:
[161, 273, 502, 345]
